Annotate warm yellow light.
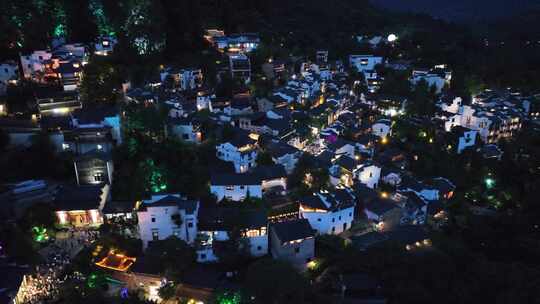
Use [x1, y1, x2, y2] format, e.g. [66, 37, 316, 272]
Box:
[381, 137, 388, 144]
[307, 260, 318, 270]
[380, 192, 388, 198]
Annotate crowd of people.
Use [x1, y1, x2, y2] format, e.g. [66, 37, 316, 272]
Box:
[16, 228, 99, 303]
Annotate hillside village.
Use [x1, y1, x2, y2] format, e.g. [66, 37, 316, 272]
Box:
[1, 3, 540, 304]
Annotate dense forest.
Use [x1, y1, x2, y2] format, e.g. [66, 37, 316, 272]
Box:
[2, 0, 540, 93]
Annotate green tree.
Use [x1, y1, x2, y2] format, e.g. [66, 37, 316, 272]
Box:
[145, 236, 196, 281]
[245, 258, 309, 304]
[80, 56, 122, 103]
[0, 128, 9, 151]
[407, 79, 436, 117]
[256, 151, 275, 166]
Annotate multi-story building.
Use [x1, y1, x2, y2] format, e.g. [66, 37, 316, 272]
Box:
[216, 129, 258, 173]
[298, 189, 356, 235]
[137, 194, 199, 249]
[196, 208, 268, 263]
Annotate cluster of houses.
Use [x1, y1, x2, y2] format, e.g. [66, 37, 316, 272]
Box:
[1, 29, 539, 303]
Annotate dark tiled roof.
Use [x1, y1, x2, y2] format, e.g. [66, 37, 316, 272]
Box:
[364, 198, 399, 216]
[428, 177, 455, 194]
[102, 200, 136, 214]
[334, 155, 357, 171]
[251, 165, 287, 180]
[198, 207, 267, 231]
[265, 140, 299, 158]
[299, 195, 327, 210]
[54, 185, 105, 211]
[271, 218, 315, 243]
[140, 195, 198, 214]
[210, 173, 261, 186]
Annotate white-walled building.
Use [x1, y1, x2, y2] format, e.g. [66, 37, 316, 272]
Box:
[354, 162, 381, 189]
[210, 173, 263, 202]
[298, 189, 356, 235]
[94, 36, 118, 56]
[160, 67, 203, 91]
[229, 54, 251, 83]
[371, 119, 392, 139]
[410, 65, 451, 94]
[270, 219, 315, 267]
[265, 140, 302, 174]
[166, 117, 202, 143]
[216, 130, 258, 173]
[449, 126, 478, 154]
[349, 55, 383, 72]
[0, 61, 19, 96]
[196, 208, 268, 263]
[442, 102, 522, 143]
[137, 194, 199, 249]
[20, 50, 53, 79]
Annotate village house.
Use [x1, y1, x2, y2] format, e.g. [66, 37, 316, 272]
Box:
[349, 55, 383, 72]
[298, 189, 356, 235]
[229, 54, 251, 83]
[270, 218, 316, 266]
[94, 36, 118, 56]
[160, 67, 203, 91]
[35, 89, 82, 116]
[73, 150, 114, 186]
[196, 208, 268, 262]
[210, 173, 262, 202]
[0, 61, 19, 96]
[216, 129, 258, 173]
[263, 139, 302, 174]
[54, 184, 110, 227]
[371, 119, 392, 139]
[410, 64, 452, 93]
[137, 194, 199, 249]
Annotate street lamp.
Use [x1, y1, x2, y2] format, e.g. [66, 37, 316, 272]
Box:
[485, 177, 495, 189]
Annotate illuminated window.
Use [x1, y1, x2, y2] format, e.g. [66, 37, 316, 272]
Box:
[245, 229, 260, 237]
[97, 144, 103, 150]
[94, 172, 105, 182]
[151, 230, 159, 241]
[225, 185, 234, 191]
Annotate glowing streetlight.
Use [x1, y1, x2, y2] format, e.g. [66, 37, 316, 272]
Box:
[485, 178, 495, 189]
[387, 34, 398, 42]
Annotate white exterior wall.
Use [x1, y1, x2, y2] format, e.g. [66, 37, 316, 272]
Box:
[210, 184, 262, 202]
[300, 206, 355, 235]
[441, 97, 462, 114]
[457, 130, 477, 154]
[349, 56, 383, 72]
[216, 142, 257, 173]
[261, 177, 287, 192]
[356, 165, 381, 189]
[335, 144, 355, 158]
[170, 124, 199, 143]
[20, 51, 52, 78]
[137, 202, 198, 249]
[274, 154, 298, 174]
[248, 235, 268, 256]
[372, 123, 391, 138]
[196, 95, 212, 111]
[364, 209, 382, 222]
[444, 106, 492, 142]
[411, 75, 445, 93]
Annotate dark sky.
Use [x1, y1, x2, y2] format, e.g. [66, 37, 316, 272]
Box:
[370, 0, 540, 22]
